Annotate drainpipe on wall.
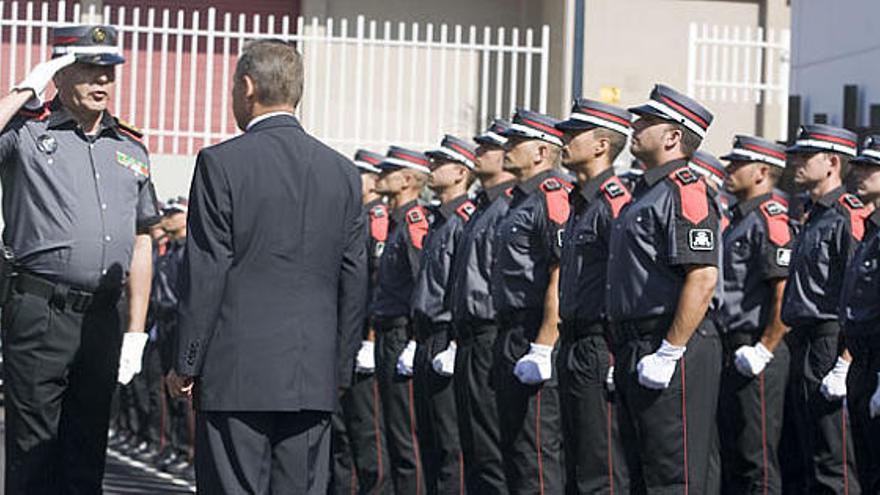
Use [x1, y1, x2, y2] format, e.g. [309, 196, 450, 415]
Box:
[572, 0, 584, 101]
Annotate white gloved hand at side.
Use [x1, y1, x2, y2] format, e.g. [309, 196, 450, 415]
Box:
[513, 343, 554, 385]
[637, 339, 686, 390]
[431, 340, 457, 377]
[819, 356, 850, 401]
[117, 332, 149, 385]
[734, 342, 774, 377]
[606, 365, 616, 393]
[396, 340, 417, 377]
[13, 53, 77, 98]
[355, 340, 376, 375]
[869, 372, 880, 419]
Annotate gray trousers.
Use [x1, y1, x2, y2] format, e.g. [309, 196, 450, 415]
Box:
[195, 410, 331, 494]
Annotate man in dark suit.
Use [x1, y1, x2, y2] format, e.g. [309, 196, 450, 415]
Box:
[166, 40, 367, 494]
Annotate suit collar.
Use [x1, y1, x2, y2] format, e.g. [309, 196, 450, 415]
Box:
[246, 112, 301, 133]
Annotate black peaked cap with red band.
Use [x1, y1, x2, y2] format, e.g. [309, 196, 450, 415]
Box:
[52, 25, 125, 66]
[378, 146, 431, 174]
[426, 135, 477, 170]
[689, 150, 726, 187]
[629, 84, 713, 139]
[557, 98, 633, 136]
[500, 108, 565, 147]
[720, 135, 787, 169]
[353, 149, 385, 174]
[786, 124, 858, 157]
[852, 135, 880, 167]
[474, 119, 511, 147]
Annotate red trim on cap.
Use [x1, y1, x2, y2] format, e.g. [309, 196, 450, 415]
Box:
[742, 143, 786, 160]
[582, 107, 632, 127]
[809, 132, 856, 148]
[53, 36, 80, 45]
[659, 95, 709, 129]
[391, 151, 429, 166]
[692, 157, 725, 178]
[522, 117, 564, 137]
[449, 142, 476, 161]
[360, 154, 381, 165]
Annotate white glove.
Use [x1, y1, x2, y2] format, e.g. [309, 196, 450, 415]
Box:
[513, 343, 554, 385]
[355, 340, 376, 375]
[637, 339, 686, 390]
[820, 356, 850, 401]
[117, 332, 149, 385]
[606, 365, 616, 393]
[396, 340, 417, 377]
[870, 373, 880, 419]
[431, 341, 457, 377]
[13, 53, 77, 98]
[734, 342, 774, 377]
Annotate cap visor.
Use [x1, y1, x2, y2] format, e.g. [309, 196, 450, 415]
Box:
[851, 156, 880, 167]
[555, 119, 597, 132]
[474, 135, 504, 146]
[785, 143, 824, 155]
[719, 152, 752, 162]
[75, 53, 126, 66]
[627, 103, 670, 121]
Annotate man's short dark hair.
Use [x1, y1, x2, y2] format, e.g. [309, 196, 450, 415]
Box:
[670, 123, 702, 157]
[594, 128, 628, 161]
[235, 39, 304, 108]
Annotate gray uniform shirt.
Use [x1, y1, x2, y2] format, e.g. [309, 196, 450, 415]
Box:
[0, 100, 159, 290]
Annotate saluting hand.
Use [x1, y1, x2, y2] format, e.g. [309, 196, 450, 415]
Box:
[166, 370, 195, 398]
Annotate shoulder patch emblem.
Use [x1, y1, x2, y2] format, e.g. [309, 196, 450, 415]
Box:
[116, 150, 150, 177]
[540, 177, 572, 224]
[764, 201, 786, 216]
[843, 194, 865, 210]
[406, 206, 430, 249]
[371, 205, 387, 218]
[839, 194, 873, 241]
[407, 209, 424, 224]
[776, 248, 792, 267]
[601, 176, 632, 219]
[675, 168, 699, 185]
[456, 200, 477, 221]
[760, 200, 791, 246]
[688, 228, 714, 251]
[670, 167, 709, 225]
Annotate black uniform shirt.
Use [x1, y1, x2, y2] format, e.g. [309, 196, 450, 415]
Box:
[370, 199, 429, 319]
[840, 207, 880, 334]
[491, 169, 572, 312]
[559, 168, 631, 322]
[781, 186, 868, 327]
[411, 194, 474, 323]
[449, 180, 515, 322]
[720, 193, 793, 334]
[606, 159, 722, 322]
[0, 100, 160, 290]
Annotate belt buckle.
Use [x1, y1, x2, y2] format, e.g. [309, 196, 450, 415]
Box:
[70, 290, 92, 312]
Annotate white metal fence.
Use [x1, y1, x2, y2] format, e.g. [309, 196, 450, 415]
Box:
[687, 22, 791, 138]
[0, 1, 551, 156]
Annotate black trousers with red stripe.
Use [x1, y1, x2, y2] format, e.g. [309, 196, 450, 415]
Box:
[376, 319, 426, 495]
[615, 317, 722, 494]
[558, 327, 630, 495]
[453, 320, 507, 495]
[847, 334, 880, 494]
[781, 323, 860, 495]
[495, 311, 565, 495]
[330, 372, 392, 495]
[719, 331, 789, 495]
[413, 322, 465, 495]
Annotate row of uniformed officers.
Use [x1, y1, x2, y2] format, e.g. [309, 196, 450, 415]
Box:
[330, 84, 880, 495]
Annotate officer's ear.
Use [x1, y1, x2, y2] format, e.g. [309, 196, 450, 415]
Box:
[825, 152, 841, 178]
[663, 125, 683, 151]
[242, 74, 257, 101]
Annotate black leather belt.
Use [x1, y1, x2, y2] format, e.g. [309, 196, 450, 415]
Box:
[455, 318, 498, 343]
[560, 319, 606, 341]
[497, 309, 542, 328]
[372, 315, 409, 331]
[611, 315, 675, 341]
[15, 272, 117, 313]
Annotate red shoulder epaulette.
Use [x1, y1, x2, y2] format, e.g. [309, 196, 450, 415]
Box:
[455, 200, 477, 222]
[600, 175, 631, 219]
[504, 187, 514, 198]
[539, 176, 573, 224]
[405, 205, 430, 249]
[759, 199, 791, 246]
[839, 193, 873, 241]
[116, 118, 146, 145]
[721, 215, 730, 232]
[369, 204, 389, 243]
[18, 102, 51, 121]
[668, 167, 709, 225]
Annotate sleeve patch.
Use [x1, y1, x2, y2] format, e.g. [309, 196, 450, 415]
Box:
[776, 248, 792, 267]
[370, 205, 389, 242]
[406, 206, 430, 249]
[760, 200, 791, 247]
[540, 178, 572, 225]
[601, 176, 632, 219]
[669, 167, 709, 225]
[688, 228, 715, 251]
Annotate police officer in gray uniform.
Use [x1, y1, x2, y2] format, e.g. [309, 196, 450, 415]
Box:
[449, 119, 516, 494]
[780, 125, 868, 494]
[840, 136, 880, 493]
[0, 25, 159, 494]
[607, 84, 722, 493]
[717, 136, 794, 495]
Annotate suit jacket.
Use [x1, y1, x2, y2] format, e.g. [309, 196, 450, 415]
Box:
[176, 114, 367, 411]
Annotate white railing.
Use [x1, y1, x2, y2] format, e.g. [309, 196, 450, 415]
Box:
[687, 22, 791, 138]
[0, 1, 551, 157]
